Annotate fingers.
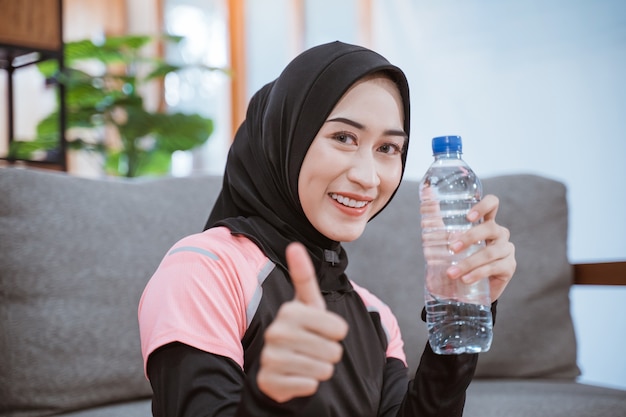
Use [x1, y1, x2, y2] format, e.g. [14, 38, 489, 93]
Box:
[454, 240, 516, 299]
[265, 304, 346, 359]
[263, 305, 345, 376]
[257, 368, 326, 402]
[469, 194, 499, 222]
[443, 194, 517, 300]
[446, 194, 504, 255]
[259, 298, 348, 401]
[449, 238, 515, 282]
[257, 341, 337, 402]
[286, 242, 325, 310]
[259, 301, 346, 402]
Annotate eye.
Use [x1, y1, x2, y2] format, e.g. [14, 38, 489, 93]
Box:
[378, 142, 405, 155]
[332, 131, 357, 145]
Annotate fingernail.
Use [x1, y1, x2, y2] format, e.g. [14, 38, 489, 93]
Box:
[450, 241, 463, 252]
[468, 210, 479, 222]
[447, 266, 461, 278]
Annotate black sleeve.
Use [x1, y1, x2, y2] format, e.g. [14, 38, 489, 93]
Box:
[378, 300, 498, 417]
[377, 357, 410, 416]
[147, 342, 311, 417]
[399, 344, 478, 417]
[376, 347, 477, 417]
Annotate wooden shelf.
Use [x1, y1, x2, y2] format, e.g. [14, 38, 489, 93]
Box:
[0, 0, 66, 171]
[0, 0, 62, 51]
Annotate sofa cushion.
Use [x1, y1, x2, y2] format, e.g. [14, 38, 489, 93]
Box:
[465, 380, 626, 417]
[473, 174, 579, 378]
[345, 174, 580, 379]
[0, 168, 219, 417]
[56, 400, 151, 417]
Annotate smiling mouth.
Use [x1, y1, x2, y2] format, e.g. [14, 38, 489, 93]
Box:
[329, 193, 370, 208]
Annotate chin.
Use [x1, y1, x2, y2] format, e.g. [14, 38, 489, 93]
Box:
[324, 226, 366, 243]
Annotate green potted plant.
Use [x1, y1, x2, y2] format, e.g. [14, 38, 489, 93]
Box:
[10, 34, 221, 177]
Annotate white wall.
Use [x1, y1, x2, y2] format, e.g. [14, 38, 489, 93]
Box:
[373, 0, 626, 260]
[245, 0, 626, 390]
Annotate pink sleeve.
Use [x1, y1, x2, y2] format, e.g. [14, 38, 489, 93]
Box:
[351, 281, 407, 366]
[138, 228, 269, 374]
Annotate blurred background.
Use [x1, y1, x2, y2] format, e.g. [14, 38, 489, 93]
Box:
[1, 0, 624, 389]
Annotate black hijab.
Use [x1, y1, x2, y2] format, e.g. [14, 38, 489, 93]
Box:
[204, 41, 410, 292]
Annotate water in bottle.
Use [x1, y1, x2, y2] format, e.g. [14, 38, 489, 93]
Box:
[419, 135, 493, 355]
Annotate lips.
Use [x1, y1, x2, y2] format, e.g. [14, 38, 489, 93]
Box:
[329, 193, 370, 208]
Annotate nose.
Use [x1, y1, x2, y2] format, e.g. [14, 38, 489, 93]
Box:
[346, 150, 380, 189]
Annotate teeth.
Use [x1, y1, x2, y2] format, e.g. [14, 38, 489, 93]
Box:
[330, 193, 368, 208]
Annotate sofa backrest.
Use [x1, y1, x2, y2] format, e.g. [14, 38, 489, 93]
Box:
[0, 168, 221, 416]
[0, 168, 580, 416]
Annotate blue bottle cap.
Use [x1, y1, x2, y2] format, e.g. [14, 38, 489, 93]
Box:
[432, 135, 463, 154]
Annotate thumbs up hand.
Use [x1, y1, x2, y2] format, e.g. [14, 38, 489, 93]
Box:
[257, 242, 349, 403]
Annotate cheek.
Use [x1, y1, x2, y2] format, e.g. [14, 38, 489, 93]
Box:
[298, 156, 327, 222]
[376, 163, 403, 207]
[382, 161, 403, 191]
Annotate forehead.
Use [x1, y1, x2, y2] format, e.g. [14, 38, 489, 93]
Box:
[343, 74, 401, 98]
[327, 76, 405, 124]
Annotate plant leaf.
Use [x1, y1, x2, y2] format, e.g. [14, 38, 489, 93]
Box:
[65, 39, 125, 64]
[102, 35, 152, 52]
[37, 59, 59, 78]
[152, 113, 213, 152]
[7, 138, 58, 159]
[24, 33, 223, 177]
[135, 149, 172, 177]
[144, 63, 184, 80]
[117, 106, 154, 142]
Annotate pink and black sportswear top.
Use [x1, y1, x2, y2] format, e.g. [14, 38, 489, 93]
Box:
[139, 227, 478, 416]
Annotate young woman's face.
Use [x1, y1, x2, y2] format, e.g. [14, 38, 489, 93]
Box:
[298, 76, 406, 242]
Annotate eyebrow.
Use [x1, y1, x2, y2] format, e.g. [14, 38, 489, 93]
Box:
[326, 117, 408, 139]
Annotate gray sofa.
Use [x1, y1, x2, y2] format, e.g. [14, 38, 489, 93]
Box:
[1, 167, 624, 417]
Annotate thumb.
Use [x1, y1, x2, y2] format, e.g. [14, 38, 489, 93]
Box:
[286, 242, 325, 310]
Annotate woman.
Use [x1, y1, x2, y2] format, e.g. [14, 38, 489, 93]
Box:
[139, 41, 516, 416]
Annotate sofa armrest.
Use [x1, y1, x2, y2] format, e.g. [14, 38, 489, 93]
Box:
[573, 261, 626, 285]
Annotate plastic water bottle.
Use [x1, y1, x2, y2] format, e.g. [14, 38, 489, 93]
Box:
[418, 135, 493, 355]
